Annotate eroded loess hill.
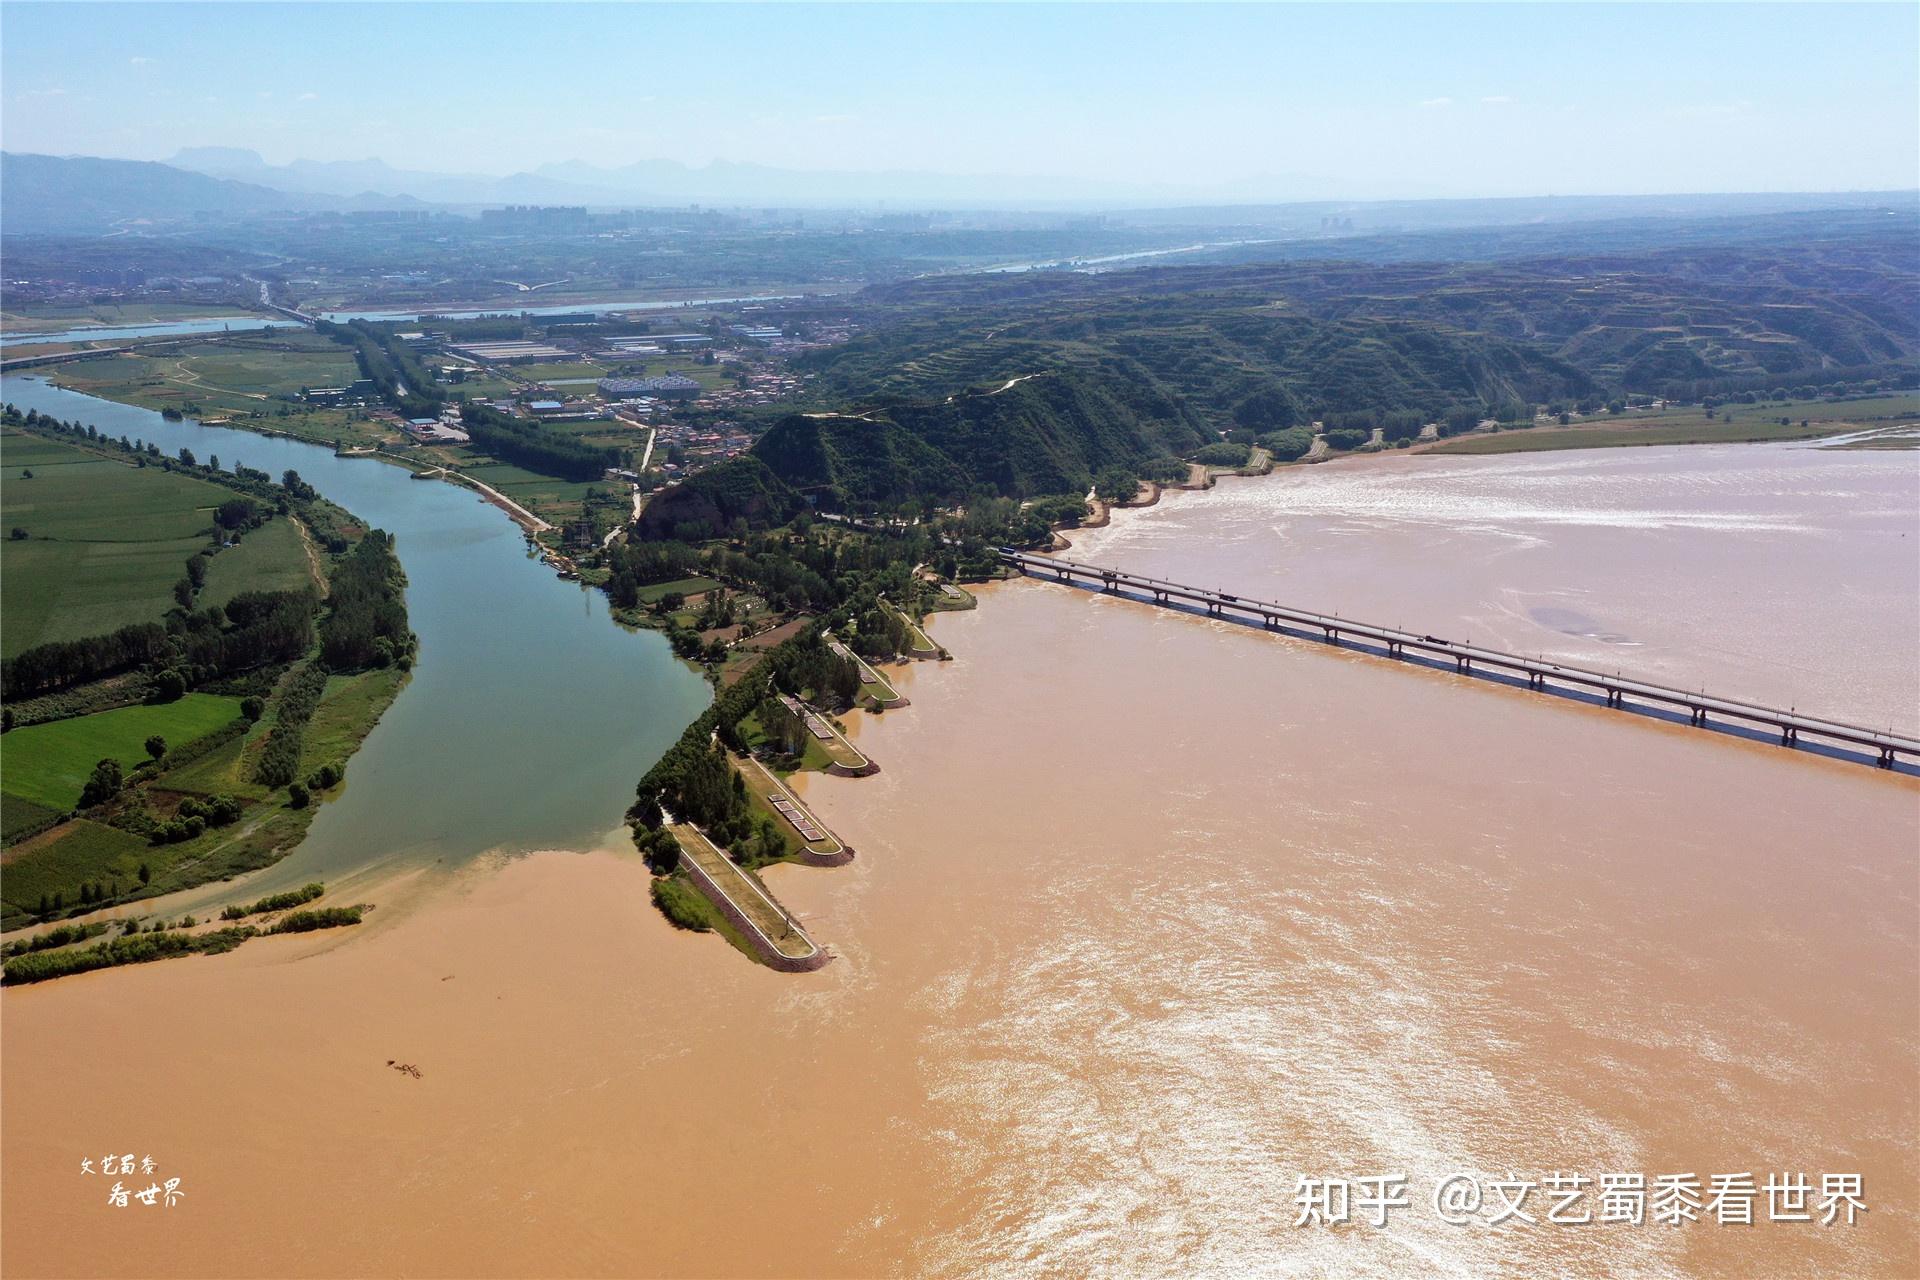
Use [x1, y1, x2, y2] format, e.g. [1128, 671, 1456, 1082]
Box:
[639, 368, 1209, 537]
[803, 232, 1919, 420]
[644, 230, 1918, 535]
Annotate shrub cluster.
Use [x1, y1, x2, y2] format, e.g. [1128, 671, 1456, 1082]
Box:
[1, 926, 256, 985]
[252, 662, 330, 787]
[1, 922, 110, 958]
[152, 794, 243, 845]
[650, 878, 712, 932]
[269, 906, 363, 933]
[220, 882, 325, 921]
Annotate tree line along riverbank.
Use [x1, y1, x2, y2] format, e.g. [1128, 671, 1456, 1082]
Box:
[1, 880, 366, 984]
[0, 403, 413, 939]
[615, 513, 994, 966]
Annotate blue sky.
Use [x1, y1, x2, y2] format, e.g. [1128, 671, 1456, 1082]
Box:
[3, 2, 1916, 199]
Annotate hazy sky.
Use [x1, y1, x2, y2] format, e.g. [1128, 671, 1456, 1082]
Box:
[3, 2, 1916, 199]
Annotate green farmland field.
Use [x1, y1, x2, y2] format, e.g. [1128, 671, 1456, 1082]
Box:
[48, 333, 358, 418]
[0, 819, 154, 921]
[458, 460, 619, 521]
[200, 518, 314, 607]
[0, 694, 245, 810]
[0, 428, 242, 655]
[635, 576, 721, 603]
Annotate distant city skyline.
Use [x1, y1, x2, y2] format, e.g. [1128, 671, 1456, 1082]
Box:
[3, 2, 1917, 203]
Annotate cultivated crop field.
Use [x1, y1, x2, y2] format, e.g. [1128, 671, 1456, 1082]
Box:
[0, 819, 153, 924]
[0, 428, 237, 654]
[48, 332, 359, 417]
[458, 459, 623, 525]
[200, 518, 315, 607]
[0, 694, 245, 810]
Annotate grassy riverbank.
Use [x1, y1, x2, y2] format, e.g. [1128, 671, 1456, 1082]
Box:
[0, 411, 414, 931]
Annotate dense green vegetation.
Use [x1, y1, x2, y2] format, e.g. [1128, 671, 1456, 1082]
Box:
[650, 877, 715, 931]
[636, 455, 806, 540]
[458, 404, 619, 482]
[624, 232, 1915, 535]
[0, 411, 412, 929]
[319, 319, 441, 417]
[1, 923, 258, 984]
[269, 905, 363, 933]
[220, 882, 326, 919]
[0, 695, 245, 810]
[0, 901, 362, 985]
[0, 406, 382, 700]
[251, 661, 331, 788]
[640, 370, 1209, 538]
[0, 423, 304, 658]
[816, 235, 1917, 415]
[316, 530, 411, 671]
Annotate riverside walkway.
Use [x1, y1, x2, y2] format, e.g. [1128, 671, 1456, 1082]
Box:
[1000, 548, 1919, 771]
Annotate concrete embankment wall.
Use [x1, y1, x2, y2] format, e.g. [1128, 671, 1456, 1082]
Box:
[797, 845, 856, 868]
[678, 854, 831, 973]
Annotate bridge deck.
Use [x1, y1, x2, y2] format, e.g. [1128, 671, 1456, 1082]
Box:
[1000, 549, 1919, 768]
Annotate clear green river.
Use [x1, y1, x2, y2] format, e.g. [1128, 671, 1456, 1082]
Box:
[2, 375, 711, 902]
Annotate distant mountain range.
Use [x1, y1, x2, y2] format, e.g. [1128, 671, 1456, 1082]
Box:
[165, 147, 1197, 208]
[167, 147, 612, 207]
[5, 148, 1916, 238]
[0, 152, 426, 234]
[2, 152, 287, 233]
[5, 147, 1439, 233]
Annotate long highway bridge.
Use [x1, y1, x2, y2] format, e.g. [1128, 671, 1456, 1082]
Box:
[998, 548, 1920, 771]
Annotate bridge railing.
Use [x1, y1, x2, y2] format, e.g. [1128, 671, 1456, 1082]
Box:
[1000, 549, 1918, 764]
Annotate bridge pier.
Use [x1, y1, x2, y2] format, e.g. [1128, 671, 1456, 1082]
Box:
[1605, 688, 1621, 707]
[1781, 726, 1798, 746]
[1154, 589, 1167, 603]
[1388, 640, 1402, 657]
[1456, 655, 1470, 673]
[1881, 747, 1895, 769]
[1102, 573, 1118, 593]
